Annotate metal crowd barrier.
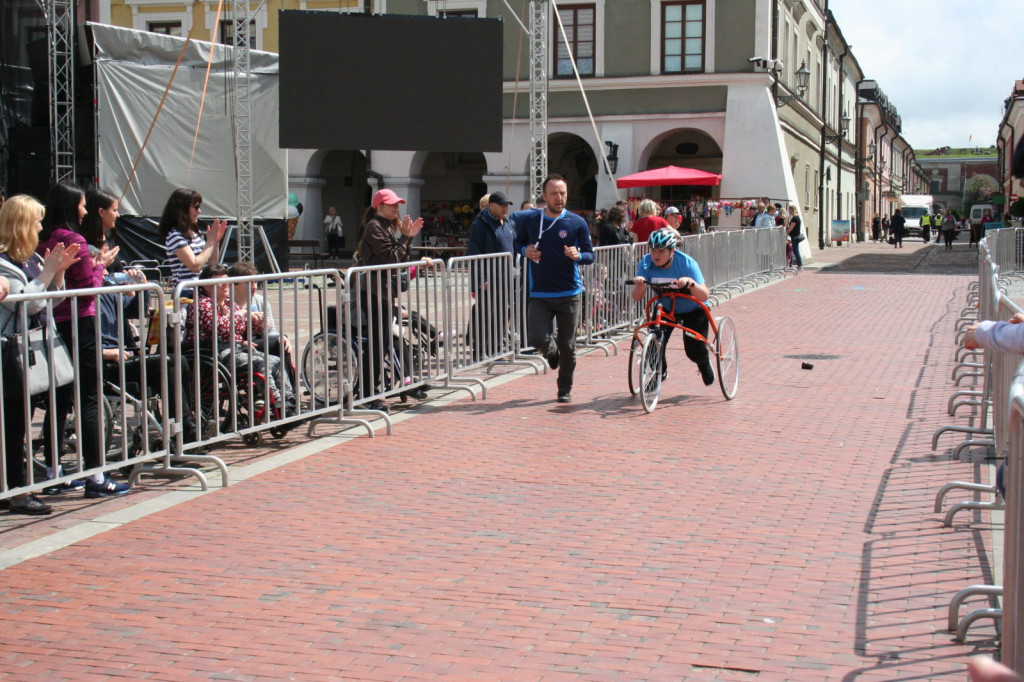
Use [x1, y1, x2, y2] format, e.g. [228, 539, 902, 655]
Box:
[163, 270, 350, 477]
[1004, 371, 1024, 667]
[343, 261, 480, 427]
[941, 234, 1020, 645]
[0, 282, 175, 499]
[446, 252, 543, 374]
[582, 245, 636, 351]
[1, 228, 802, 503]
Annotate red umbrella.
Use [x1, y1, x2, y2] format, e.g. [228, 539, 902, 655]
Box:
[616, 165, 722, 189]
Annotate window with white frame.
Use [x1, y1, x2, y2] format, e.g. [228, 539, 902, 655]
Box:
[426, 0, 485, 17]
[661, 1, 704, 73]
[554, 4, 595, 77]
[220, 19, 257, 49]
[130, 7, 191, 36]
[147, 21, 182, 36]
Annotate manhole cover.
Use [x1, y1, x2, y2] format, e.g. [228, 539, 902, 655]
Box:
[783, 354, 843, 360]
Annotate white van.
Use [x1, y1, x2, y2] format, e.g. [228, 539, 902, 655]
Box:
[897, 194, 934, 239]
[970, 204, 996, 228]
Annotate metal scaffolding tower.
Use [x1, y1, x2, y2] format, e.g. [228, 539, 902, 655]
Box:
[233, 0, 255, 264]
[528, 0, 548, 202]
[46, 0, 75, 184]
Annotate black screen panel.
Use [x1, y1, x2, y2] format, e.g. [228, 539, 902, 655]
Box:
[279, 11, 503, 153]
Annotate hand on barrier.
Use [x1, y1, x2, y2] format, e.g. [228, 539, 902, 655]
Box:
[969, 656, 1023, 682]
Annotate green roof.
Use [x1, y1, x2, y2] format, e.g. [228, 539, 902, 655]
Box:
[916, 146, 997, 159]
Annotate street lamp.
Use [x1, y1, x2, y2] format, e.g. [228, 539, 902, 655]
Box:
[824, 110, 850, 145]
[604, 141, 619, 175]
[775, 61, 811, 108]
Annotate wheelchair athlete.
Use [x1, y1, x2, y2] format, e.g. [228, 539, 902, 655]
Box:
[631, 228, 715, 386]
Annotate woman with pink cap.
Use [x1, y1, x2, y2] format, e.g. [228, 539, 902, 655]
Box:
[355, 188, 428, 411]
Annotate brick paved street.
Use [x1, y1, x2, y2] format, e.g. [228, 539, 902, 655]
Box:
[0, 239, 1000, 680]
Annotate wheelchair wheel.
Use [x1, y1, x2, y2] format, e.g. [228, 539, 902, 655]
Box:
[301, 332, 354, 406]
[714, 316, 739, 400]
[194, 355, 234, 441]
[639, 331, 662, 413]
[627, 329, 647, 397]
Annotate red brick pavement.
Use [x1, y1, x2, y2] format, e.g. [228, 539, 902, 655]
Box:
[0, 242, 1001, 680]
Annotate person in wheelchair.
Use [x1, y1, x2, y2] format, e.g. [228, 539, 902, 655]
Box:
[631, 228, 715, 386]
[184, 265, 297, 416]
[98, 269, 198, 442]
[227, 262, 298, 393]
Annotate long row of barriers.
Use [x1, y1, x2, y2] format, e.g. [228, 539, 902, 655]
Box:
[0, 227, 788, 503]
[936, 228, 1024, 673]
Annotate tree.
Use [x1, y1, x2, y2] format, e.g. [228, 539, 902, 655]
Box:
[963, 175, 999, 212]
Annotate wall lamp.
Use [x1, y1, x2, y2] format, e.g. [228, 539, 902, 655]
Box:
[775, 61, 811, 108]
[604, 141, 619, 175]
[824, 110, 851, 145]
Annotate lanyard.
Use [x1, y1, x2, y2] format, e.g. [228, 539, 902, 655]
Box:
[534, 209, 567, 247]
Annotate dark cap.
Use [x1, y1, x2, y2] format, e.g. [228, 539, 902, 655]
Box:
[488, 191, 513, 206]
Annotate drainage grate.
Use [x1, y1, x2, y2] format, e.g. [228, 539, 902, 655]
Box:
[783, 353, 843, 360]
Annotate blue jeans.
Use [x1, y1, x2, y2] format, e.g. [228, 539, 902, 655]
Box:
[527, 295, 580, 394]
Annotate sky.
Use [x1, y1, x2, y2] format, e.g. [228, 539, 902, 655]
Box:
[829, 0, 1023, 151]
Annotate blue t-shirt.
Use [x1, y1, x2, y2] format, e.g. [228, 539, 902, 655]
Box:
[636, 249, 705, 314]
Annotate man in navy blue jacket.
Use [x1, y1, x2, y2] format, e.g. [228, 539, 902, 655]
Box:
[466, 191, 516, 361]
[512, 174, 594, 403]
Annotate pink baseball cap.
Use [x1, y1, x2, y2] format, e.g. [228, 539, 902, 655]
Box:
[372, 188, 406, 208]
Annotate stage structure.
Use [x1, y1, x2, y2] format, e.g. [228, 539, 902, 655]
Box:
[46, 0, 75, 184]
[232, 0, 256, 264]
[90, 23, 286, 230]
[528, 0, 548, 203]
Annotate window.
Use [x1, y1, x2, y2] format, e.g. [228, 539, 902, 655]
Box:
[427, 0, 485, 17]
[148, 21, 182, 36]
[220, 19, 256, 49]
[554, 4, 594, 78]
[662, 1, 704, 73]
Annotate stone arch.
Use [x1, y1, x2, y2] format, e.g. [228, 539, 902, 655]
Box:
[312, 149, 369, 254]
[635, 128, 722, 203]
[547, 132, 599, 211]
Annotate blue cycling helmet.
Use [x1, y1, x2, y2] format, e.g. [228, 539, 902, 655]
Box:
[648, 227, 679, 251]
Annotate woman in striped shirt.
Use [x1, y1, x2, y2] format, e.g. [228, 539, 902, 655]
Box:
[158, 188, 227, 292]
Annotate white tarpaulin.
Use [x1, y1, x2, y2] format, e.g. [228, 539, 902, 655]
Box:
[90, 23, 286, 218]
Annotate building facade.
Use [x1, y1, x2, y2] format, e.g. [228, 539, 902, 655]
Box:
[998, 79, 1024, 219]
[2, 0, 925, 256]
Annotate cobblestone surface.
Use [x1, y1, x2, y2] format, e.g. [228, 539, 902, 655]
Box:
[0, 239, 1001, 680]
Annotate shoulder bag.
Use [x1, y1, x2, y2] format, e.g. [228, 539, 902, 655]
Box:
[2, 305, 75, 396]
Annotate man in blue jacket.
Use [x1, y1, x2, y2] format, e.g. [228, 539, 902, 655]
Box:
[466, 191, 516, 361]
[512, 173, 594, 403]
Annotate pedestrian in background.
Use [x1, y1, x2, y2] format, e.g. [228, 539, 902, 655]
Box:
[787, 205, 804, 271]
[663, 206, 683, 234]
[889, 209, 905, 248]
[466, 191, 516, 361]
[941, 209, 957, 250]
[629, 199, 668, 244]
[323, 206, 343, 259]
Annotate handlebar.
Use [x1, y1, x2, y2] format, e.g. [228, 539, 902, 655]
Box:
[623, 278, 692, 295]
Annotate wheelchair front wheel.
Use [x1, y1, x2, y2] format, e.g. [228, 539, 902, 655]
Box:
[714, 316, 739, 400]
[639, 331, 662, 413]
